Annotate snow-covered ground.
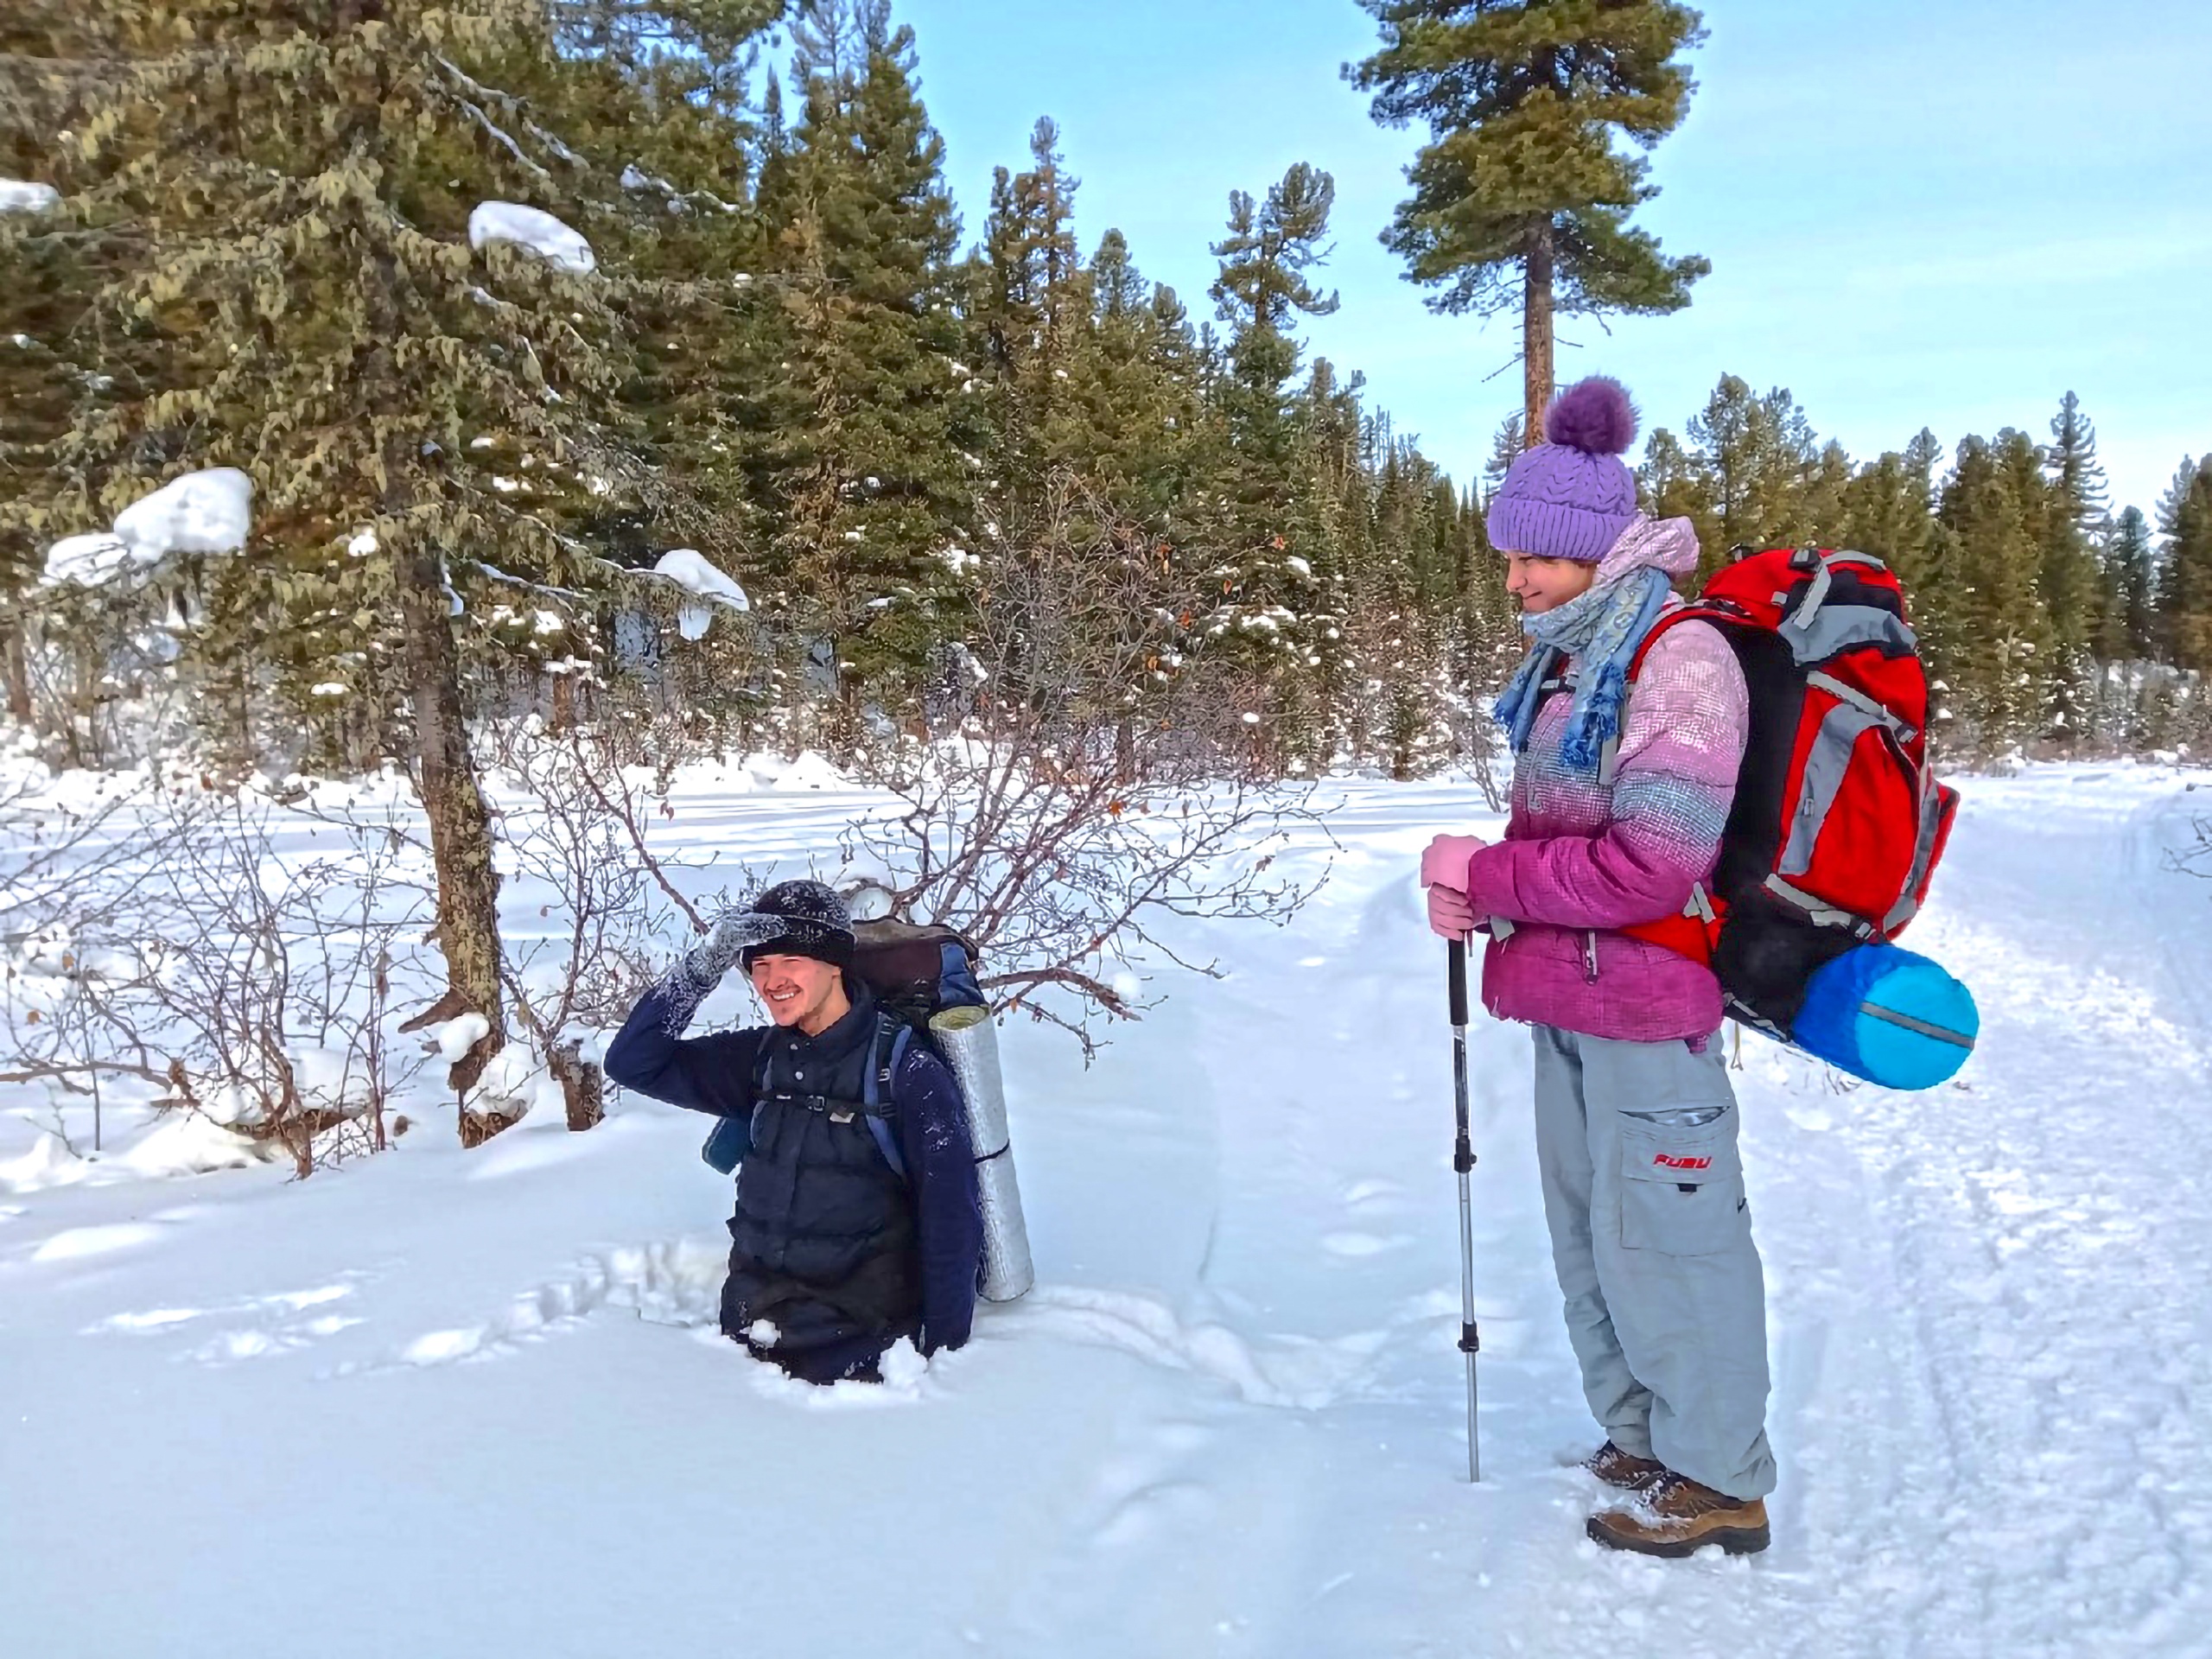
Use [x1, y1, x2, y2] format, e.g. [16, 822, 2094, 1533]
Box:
[4, 761, 2209, 1657]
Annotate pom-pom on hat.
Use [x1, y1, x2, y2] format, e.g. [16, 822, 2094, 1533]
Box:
[734, 879, 856, 972]
[1485, 377, 1643, 563]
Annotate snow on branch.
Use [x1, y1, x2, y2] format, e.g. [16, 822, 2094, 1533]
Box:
[455, 101, 555, 187]
[0, 178, 61, 214]
[651, 549, 749, 610]
[619, 162, 740, 217]
[41, 468, 253, 588]
[469, 201, 595, 275]
[648, 549, 750, 642]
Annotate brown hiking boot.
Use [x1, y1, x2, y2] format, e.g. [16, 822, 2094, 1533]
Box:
[1586, 1472, 1770, 1558]
[1580, 1440, 1666, 1492]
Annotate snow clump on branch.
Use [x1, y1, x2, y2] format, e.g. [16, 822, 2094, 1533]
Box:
[41, 467, 253, 587]
[0, 178, 60, 213]
[467, 201, 596, 275]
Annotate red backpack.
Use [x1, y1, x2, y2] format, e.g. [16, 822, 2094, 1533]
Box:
[1622, 547, 1959, 1040]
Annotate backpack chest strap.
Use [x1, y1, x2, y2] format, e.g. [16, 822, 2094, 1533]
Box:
[752, 1012, 912, 1180]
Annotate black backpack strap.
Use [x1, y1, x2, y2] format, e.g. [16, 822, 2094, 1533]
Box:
[861, 1014, 911, 1182]
[742, 1013, 912, 1184]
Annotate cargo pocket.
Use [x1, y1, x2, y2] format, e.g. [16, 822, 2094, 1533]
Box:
[1618, 1116, 1749, 1256]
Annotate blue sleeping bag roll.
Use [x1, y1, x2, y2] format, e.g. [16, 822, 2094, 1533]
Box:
[1791, 943, 1979, 1090]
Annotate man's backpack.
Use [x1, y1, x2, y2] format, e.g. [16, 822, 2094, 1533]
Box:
[841, 920, 988, 1179]
[1621, 547, 1977, 1085]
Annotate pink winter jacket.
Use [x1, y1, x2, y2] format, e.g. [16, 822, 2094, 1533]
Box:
[1458, 584, 1750, 1044]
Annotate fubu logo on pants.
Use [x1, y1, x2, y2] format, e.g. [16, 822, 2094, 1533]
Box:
[1653, 1152, 1713, 1171]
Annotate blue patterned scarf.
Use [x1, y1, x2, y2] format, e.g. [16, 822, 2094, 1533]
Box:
[1492, 563, 1674, 774]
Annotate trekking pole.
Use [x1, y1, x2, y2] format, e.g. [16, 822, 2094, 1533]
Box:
[1448, 937, 1480, 1483]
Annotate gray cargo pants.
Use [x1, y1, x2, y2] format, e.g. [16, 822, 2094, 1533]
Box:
[1531, 1024, 1777, 1501]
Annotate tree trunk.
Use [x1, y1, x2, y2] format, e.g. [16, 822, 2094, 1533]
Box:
[1522, 220, 1555, 449]
[397, 535, 507, 1104]
[550, 1040, 605, 1132]
[3, 612, 34, 727]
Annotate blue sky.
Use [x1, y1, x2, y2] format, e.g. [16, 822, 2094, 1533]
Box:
[880, 0, 2207, 523]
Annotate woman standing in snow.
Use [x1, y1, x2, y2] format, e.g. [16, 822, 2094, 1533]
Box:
[1420, 378, 1776, 1558]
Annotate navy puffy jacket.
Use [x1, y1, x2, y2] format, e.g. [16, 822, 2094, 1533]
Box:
[603, 977, 983, 1358]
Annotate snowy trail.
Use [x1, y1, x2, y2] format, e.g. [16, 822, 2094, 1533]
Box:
[4, 764, 2210, 1657]
[1777, 776, 2212, 1654]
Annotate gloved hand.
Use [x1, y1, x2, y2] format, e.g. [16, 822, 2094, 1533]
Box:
[1427, 883, 1478, 940]
[681, 909, 757, 988]
[659, 908, 778, 1027]
[1420, 833, 1486, 893]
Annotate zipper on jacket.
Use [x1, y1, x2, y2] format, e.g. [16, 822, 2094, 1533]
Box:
[1582, 931, 1600, 983]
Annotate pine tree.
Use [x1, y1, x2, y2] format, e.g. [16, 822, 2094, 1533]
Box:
[743, 0, 975, 716]
[22, 0, 699, 1099]
[1200, 162, 1343, 759]
[2037, 391, 2108, 741]
[1285, 357, 1365, 768]
[1940, 433, 2051, 750]
[1050, 229, 1203, 531]
[2099, 505, 2155, 661]
[2158, 455, 2212, 672]
[1353, 440, 1456, 779]
[1635, 425, 1713, 559]
[1839, 430, 1951, 691]
[1209, 161, 1341, 466]
[1348, 0, 1708, 443]
[0, 4, 143, 730]
[975, 117, 1084, 511]
[1683, 375, 1820, 571]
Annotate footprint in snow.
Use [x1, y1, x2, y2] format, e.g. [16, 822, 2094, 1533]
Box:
[351, 1234, 728, 1376]
[1093, 1480, 1212, 1549]
[87, 1281, 368, 1363]
[1339, 1177, 1404, 1211]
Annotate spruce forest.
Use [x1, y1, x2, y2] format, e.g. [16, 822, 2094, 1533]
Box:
[4, 1, 2209, 790]
[4, 0, 2211, 1103]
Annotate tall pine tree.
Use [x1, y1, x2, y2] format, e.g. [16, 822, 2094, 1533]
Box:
[1941, 433, 2051, 750]
[973, 117, 1084, 514]
[2100, 505, 2155, 662]
[2037, 391, 2108, 741]
[14, 0, 718, 1101]
[1682, 375, 1821, 570]
[1348, 0, 1708, 443]
[2157, 455, 2212, 673]
[1201, 163, 1343, 760]
[743, 0, 975, 717]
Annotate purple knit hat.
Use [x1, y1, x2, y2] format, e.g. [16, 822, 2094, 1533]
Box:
[1485, 378, 1641, 562]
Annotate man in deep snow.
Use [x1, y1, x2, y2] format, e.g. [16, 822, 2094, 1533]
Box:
[1420, 378, 1777, 1558]
[604, 880, 982, 1383]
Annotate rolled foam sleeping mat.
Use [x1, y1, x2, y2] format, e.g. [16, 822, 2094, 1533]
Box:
[928, 1002, 1035, 1302]
[1791, 942, 1979, 1090]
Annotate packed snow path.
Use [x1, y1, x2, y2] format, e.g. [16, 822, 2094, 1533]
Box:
[3, 764, 2209, 1657]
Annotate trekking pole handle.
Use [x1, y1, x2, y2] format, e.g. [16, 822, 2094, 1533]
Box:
[1447, 937, 1468, 1027]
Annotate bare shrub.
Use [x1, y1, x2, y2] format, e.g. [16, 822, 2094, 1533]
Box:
[844, 477, 1331, 1054]
[2, 778, 433, 1176]
[480, 716, 751, 1131]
